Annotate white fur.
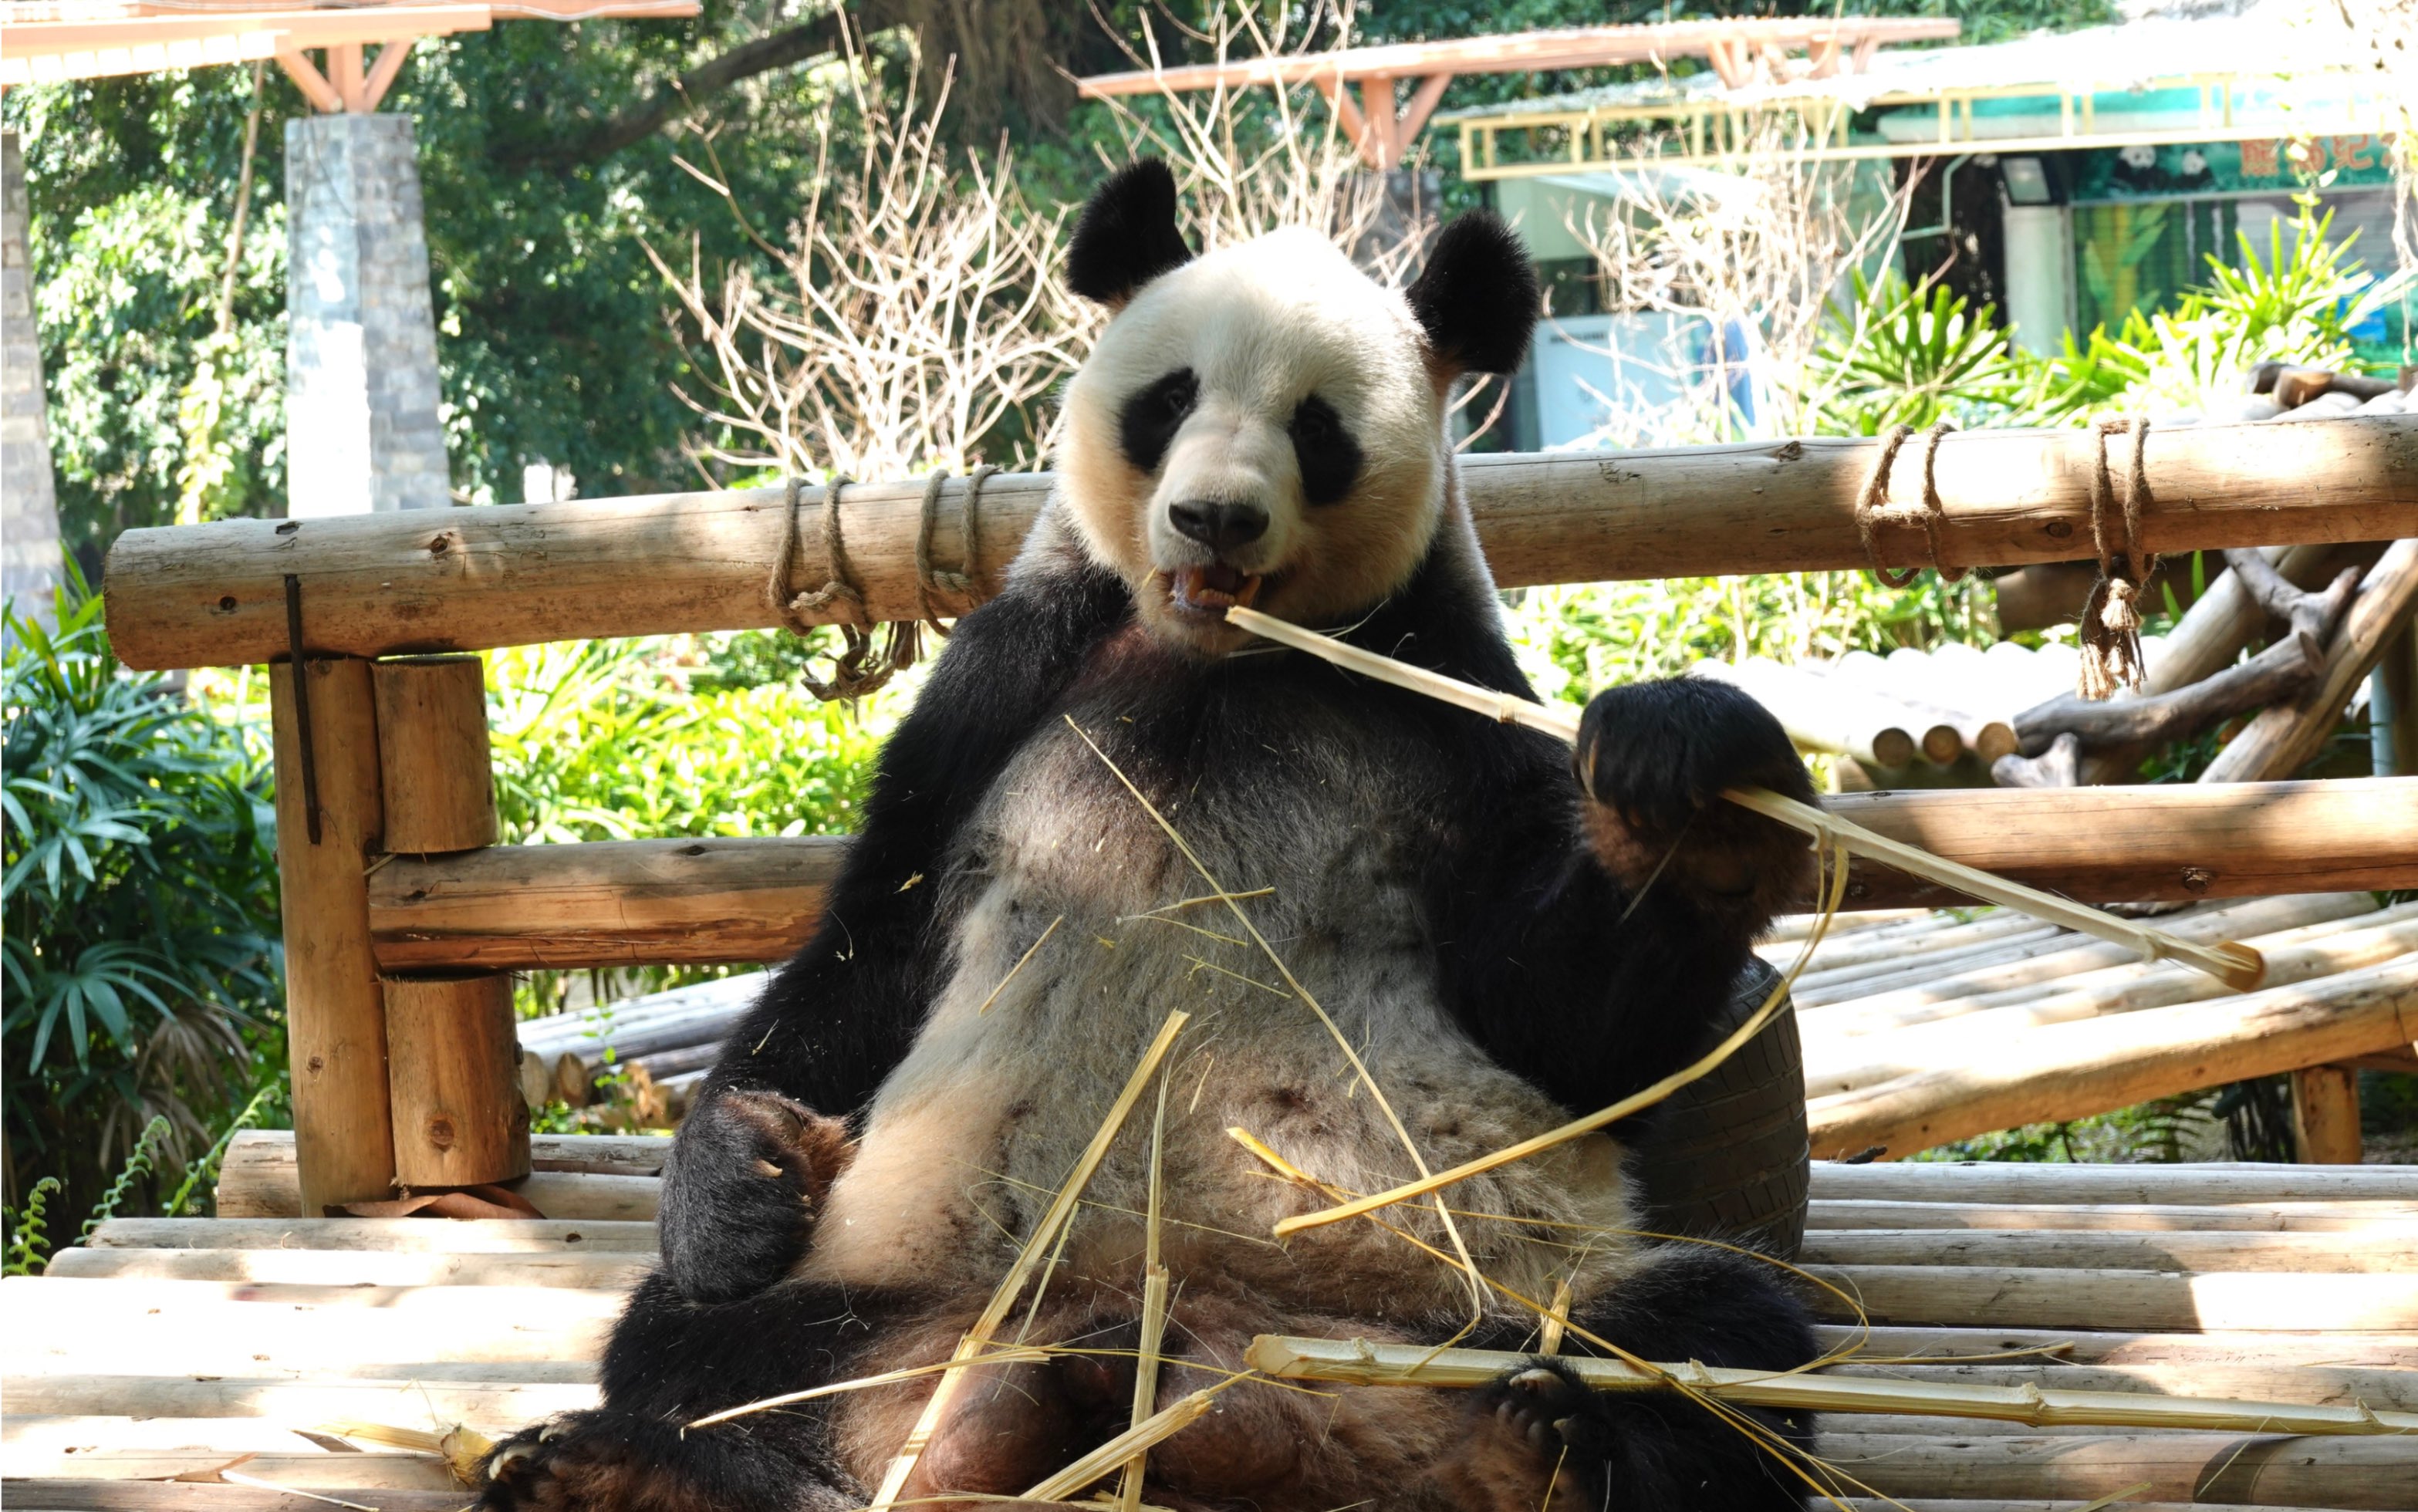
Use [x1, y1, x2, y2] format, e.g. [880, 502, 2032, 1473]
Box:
[1055, 229, 1451, 650]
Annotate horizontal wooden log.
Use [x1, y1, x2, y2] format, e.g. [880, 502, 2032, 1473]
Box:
[1820, 776, 2418, 909]
[0, 1377, 596, 1427]
[1797, 894, 2380, 1039]
[1819, 1359, 2418, 1410]
[100, 417, 2418, 670]
[1805, 1198, 2418, 1233]
[1693, 656, 1920, 767]
[216, 1161, 657, 1223]
[1801, 910, 2418, 1096]
[0, 1449, 458, 1489]
[368, 836, 845, 970]
[1814, 1323, 2418, 1369]
[0, 1482, 470, 1512]
[361, 780, 2418, 970]
[45, 1246, 656, 1288]
[1807, 958, 2418, 1159]
[1800, 1227, 2418, 1274]
[1803, 1264, 2418, 1331]
[1808, 1161, 2418, 1204]
[79, 1217, 658, 1253]
[0, 1277, 620, 1375]
[1819, 1431, 2418, 1508]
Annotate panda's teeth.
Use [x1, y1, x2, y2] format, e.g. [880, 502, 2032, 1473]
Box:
[1168, 565, 1265, 615]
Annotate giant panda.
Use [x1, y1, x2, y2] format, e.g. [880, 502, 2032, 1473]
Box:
[478, 160, 1822, 1512]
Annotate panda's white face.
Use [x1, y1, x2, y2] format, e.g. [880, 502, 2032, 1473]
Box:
[1058, 228, 1448, 657]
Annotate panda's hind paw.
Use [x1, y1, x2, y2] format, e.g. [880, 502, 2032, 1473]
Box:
[476, 1410, 743, 1512]
[1434, 1359, 1609, 1511]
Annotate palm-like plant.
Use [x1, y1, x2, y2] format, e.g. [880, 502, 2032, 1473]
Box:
[2, 570, 281, 1211]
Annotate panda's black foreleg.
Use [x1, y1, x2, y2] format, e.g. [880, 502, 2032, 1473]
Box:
[477, 1270, 876, 1512]
[1575, 677, 1817, 940]
[1453, 1244, 1820, 1512]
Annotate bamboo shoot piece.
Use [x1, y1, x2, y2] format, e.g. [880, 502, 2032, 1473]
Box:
[1241, 1336, 2418, 1436]
[1223, 606, 2263, 992]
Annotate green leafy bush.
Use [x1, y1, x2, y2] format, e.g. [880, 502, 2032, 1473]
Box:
[485, 629, 897, 1016]
[2, 574, 282, 1214]
[1814, 209, 2410, 435]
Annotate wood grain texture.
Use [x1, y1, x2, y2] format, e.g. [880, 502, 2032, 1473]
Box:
[366, 835, 846, 970]
[382, 974, 530, 1188]
[357, 781, 2418, 971]
[1824, 775, 2418, 907]
[1808, 1159, 2418, 1204]
[101, 417, 2418, 670]
[268, 659, 393, 1213]
[1798, 1227, 2418, 1274]
[1815, 1431, 2418, 1507]
[369, 655, 495, 853]
[1805, 1197, 2418, 1232]
[2291, 1063, 2366, 1166]
[1807, 958, 2418, 1159]
[2202, 536, 2418, 783]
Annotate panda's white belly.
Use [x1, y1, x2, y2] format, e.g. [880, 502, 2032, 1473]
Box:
[796, 721, 1638, 1317]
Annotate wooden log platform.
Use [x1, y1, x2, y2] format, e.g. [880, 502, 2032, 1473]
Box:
[1781, 893, 2418, 1160]
[6, 1141, 2415, 1511]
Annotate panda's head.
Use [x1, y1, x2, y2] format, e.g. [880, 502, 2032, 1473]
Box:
[1056, 160, 1538, 656]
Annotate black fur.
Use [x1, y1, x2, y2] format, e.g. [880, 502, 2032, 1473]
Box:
[1407, 211, 1542, 376]
[573, 528, 1819, 1511]
[1464, 1245, 1819, 1510]
[657, 560, 1134, 1307]
[1288, 393, 1363, 504]
[1066, 158, 1194, 305]
[1117, 366, 1198, 476]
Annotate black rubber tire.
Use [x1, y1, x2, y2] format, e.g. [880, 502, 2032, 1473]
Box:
[1630, 956, 1810, 1259]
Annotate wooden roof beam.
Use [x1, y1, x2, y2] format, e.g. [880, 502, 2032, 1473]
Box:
[1076, 17, 1958, 98]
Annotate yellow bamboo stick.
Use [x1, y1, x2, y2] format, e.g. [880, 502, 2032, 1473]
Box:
[1223, 605, 2262, 992]
[1021, 1391, 1217, 1503]
[1243, 1335, 2418, 1437]
[1271, 839, 1849, 1240]
[870, 1011, 1191, 1507]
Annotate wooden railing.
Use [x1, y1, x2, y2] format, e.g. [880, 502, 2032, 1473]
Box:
[97, 414, 2418, 1210]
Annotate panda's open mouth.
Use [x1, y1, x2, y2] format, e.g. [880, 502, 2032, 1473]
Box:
[1165, 563, 1265, 618]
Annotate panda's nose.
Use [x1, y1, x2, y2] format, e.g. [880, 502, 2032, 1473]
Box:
[1168, 499, 1268, 554]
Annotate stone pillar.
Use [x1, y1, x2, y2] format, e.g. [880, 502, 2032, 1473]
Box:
[2, 130, 65, 610]
[285, 114, 451, 518]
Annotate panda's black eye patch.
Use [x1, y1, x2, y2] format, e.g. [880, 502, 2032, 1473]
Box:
[1118, 368, 1198, 476]
[1288, 394, 1361, 506]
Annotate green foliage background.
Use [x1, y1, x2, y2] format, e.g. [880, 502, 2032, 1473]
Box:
[0, 0, 2363, 1235]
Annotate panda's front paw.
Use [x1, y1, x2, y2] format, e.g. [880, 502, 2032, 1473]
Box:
[659, 1089, 856, 1305]
[1575, 679, 1812, 924]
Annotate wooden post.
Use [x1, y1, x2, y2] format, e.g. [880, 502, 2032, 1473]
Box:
[368, 654, 524, 1186]
[2291, 1065, 2365, 1165]
[370, 655, 496, 853]
[383, 974, 532, 1187]
[2379, 622, 2418, 776]
[269, 656, 393, 1213]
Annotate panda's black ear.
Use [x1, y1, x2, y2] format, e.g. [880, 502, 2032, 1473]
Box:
[1068, 160, 1194, 309]
[1406, 212, 1539, 376]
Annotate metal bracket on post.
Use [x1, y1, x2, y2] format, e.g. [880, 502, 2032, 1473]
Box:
[284, 573, 323, 844]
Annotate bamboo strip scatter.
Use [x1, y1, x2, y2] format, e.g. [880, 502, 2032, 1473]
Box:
[5, 1139, 2416, 1512]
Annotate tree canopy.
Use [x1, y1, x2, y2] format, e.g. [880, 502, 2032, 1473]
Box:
[5, 0, 2117, 566]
